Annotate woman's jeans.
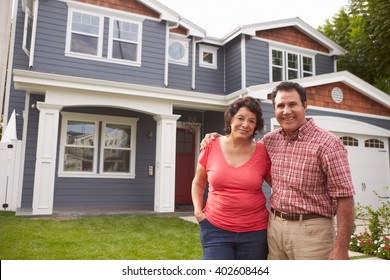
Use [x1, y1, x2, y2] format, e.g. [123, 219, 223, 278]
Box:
[199, 219, 268, 260]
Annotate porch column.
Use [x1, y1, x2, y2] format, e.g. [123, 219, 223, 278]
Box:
[32, 103, 62, 215]
[153, 114, 181, 212]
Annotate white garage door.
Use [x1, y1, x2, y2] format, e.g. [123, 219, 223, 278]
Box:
[334, 132, 390, 210]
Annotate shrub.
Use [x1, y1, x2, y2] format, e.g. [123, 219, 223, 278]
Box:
[349, 190, 390, 260]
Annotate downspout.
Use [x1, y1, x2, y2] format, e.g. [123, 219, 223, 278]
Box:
[241, 34, 246, 89]
[164, 20, 181, 87]
[29, 0, 39, 67]
[191, 38, 203, 90]
[3, 0, 19, 126]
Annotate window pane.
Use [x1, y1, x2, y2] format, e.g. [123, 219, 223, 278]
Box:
[72, 12, 99, 35]
[104, 149, 130, 172]
[26, 16, 33, 52]
[112, 41, 137, 61]
[272, 50, 283, 66]
[288, 53, 298, 69]
[272, 67, 283, 82]
[203, 52, 213, 64]
[303, 56, 313, 72]
[105, 124, 131, 148]
[288, 69, 298, 79]
[67, 121, 95, 146]
[71, 33, 98, 55]
[64, 147, 94, 171]
[113, 20, 138, 42]
[169, 42, 185, 60]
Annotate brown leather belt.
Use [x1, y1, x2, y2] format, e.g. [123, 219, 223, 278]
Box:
[271, 208, 325, 221]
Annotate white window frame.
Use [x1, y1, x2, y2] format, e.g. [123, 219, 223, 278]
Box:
[301, 55, 314, 77]
[22, 0, 33, 56]
[168, 34, 190, 66]
[59, 112, 138, 179]
[107, 17, 143, 66]
[65, 8, 104, 59]
[199, 44, 218, 69]
[270, 47, 315, 82]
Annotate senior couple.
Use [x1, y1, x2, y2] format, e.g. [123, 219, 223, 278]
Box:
[192, 81, 355, 260]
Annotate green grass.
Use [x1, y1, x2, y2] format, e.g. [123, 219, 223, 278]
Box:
[0, 211, 202, 260]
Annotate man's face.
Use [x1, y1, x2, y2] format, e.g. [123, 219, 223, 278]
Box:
[274, 89, 307, 137]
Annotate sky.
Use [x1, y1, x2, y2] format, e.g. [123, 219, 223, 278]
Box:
[157, 0, 350, 38]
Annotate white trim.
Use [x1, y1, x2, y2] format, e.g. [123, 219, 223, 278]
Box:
[66, 0, 160, 22]
[28, 0, 38, 67]
[198, 44, 218, 69]
[168, 34, 190, 66]
[269, 47, 315, 82]
[65, 8, 104, 58]
[309, 116, 390, 137]
[13, 69, 228, 110]
[270, 116, 390, 137]
[241, 34, 246, 89]
[58, 112, 139, 179]
[107, 16, 143, 65]
[247, 71, 390, 110]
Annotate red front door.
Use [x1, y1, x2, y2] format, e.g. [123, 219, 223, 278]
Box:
[175, 128, 195, 204]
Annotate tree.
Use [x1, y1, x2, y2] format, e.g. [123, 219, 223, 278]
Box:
[319, 0, 390, 94]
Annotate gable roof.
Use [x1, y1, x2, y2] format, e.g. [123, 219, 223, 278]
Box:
[235, 71, 390, 110]
[211, 17, 345, 55]
[139, 0, 206, 37]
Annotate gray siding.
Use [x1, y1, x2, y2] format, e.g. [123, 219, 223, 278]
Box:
[21, 94, 44, 207]
[31, 1, 166, 86]
[194, 45, 225, 94]
[225, 36, 242, 93]
[315, 54, 334, 75]
[246, 38, 269, 87]
[53, 108, 156, 208]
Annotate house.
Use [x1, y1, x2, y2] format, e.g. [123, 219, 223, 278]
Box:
[1, 0, 389, 216]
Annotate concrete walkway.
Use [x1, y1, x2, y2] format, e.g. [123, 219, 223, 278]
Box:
[179, 215, 384, 260]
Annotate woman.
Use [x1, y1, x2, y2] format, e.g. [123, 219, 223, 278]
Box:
[192, 96, 271, 260]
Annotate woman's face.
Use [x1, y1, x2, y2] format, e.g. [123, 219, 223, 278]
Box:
[230, 106, 257, 139]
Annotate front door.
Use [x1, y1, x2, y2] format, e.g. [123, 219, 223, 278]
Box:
[175, 128, 195, 204]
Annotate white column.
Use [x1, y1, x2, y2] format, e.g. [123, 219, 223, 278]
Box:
[32, 103, 62, 215]
[153, 114, 181, 212]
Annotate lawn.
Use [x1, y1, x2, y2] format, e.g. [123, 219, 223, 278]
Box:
[0, 211, 202, 260]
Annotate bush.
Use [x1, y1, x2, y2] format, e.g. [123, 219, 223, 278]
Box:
[349, 190, 390, 260]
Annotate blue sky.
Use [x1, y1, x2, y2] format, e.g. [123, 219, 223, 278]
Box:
[158, 0, 349, 37]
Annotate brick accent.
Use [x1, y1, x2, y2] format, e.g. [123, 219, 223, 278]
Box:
[256, 27, 329, 53]
[170, 26, 188, 36]
[305, 83, 390, 116]
[77, 0, 160, 18]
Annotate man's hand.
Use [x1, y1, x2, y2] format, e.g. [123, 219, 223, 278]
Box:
[200, 132, 221, 150]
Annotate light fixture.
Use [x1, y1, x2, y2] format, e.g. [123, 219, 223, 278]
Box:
[183, 115, 201, 134]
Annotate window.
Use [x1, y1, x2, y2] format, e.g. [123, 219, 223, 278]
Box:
[59, 113, 138, 178]
[66, 5, 145, 66]
[68, 11, 102, 56]
[340, 136, 358, 147]
[168, 34, 189, 65]
[108, 18, 142, 64]
[271, 48, 314, 82]
[22, 0, 34, 55]
[199, 45, 218, 69]
[364, 139, 384, 149]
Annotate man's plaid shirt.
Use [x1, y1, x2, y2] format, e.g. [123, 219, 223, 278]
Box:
[261, 118, 355, 217]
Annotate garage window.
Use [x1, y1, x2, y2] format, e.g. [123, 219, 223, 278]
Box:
[340, 136, 358, 147]
[364, 139, 384, 149]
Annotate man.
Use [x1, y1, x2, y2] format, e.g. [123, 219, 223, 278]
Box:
[201, 81, 355, 260]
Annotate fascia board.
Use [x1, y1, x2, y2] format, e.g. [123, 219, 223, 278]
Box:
[12, 69, 227, 107]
